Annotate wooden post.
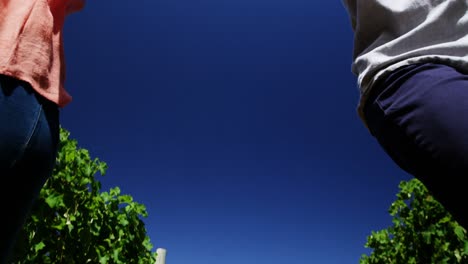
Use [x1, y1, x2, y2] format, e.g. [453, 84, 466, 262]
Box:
[155, 248, 167, 264]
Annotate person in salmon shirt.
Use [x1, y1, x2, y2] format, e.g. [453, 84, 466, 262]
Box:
[0, 0, 85, 262]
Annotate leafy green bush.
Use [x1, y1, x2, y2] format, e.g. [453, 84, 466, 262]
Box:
[360, 179, 468, 264]
[10, 128, 157, 263]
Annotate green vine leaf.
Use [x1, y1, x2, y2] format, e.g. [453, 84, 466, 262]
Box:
[10, 127, 158, 263]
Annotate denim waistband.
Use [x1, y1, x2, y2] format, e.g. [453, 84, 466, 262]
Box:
[363, 62, 431, 124]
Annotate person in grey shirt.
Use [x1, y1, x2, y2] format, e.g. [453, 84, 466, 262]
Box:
[342, 0, 468, 230]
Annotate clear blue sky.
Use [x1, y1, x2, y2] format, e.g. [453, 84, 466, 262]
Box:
[61, 1, 413, 263]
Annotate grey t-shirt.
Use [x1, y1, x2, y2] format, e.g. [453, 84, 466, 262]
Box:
[342, 0, 468, 123]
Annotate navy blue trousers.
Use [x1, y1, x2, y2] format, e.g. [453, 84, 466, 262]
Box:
[0, 75, 59, 263]
[364, 62, 468, 230]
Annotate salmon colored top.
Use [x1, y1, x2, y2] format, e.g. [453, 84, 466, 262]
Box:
[0, 0, 85, 107]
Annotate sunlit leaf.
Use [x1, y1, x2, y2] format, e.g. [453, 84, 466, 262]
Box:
[10, 127, 157, 263]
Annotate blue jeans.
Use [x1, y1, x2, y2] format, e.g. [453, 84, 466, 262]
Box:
[364, 62, 468, 230]
[0, 75, 59, 263]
